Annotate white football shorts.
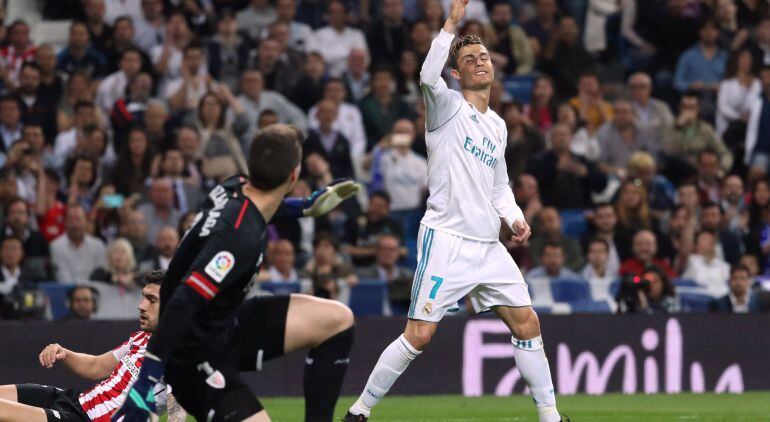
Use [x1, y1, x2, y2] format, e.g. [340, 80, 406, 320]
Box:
[408, 225, 531, 322]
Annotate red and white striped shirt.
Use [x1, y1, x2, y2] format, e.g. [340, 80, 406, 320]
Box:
[78, 331, 158, 422]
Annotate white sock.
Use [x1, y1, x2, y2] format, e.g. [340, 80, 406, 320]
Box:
[349, 334, 421, 417]
[511, 336, 560, 422]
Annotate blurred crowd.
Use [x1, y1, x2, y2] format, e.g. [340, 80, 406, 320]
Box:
[0, 0, 769, 320]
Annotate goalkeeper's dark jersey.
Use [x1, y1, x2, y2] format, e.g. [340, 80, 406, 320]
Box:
[157, 175, 268, 365]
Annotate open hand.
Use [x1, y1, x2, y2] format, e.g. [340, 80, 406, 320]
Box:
[444, 0, 468, 32]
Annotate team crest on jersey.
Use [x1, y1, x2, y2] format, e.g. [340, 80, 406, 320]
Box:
[197, 361, 226, 389]
[423, 302, 433, 316]
[205, 251, 235, 283]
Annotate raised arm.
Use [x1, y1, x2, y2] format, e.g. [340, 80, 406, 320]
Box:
[420, 0, 467, 132]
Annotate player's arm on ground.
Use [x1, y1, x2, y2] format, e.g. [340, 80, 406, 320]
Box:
[147, 221, 256, 362]
[39, 343, 117, 380]
[165, 392, 188, 422]
[420, 0, 467, 132]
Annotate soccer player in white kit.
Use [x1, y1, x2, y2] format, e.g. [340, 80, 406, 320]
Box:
[344, 1, 564, 421]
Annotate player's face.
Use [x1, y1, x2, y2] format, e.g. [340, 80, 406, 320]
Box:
[138, 284, 160, 332]
[453, 44, 494, 90]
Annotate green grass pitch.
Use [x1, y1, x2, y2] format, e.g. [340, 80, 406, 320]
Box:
[164, 392, 770, 421]
[262, 393, 770, 421]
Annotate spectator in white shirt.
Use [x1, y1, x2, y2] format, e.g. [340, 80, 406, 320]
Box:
[0, 237, 27, 294]
[152, 226, 179, 271]
[379, 122, 428, 213]
[96, 48, 143, 113]
[683, 230, 731, 297]
[717, 49, 761, 137]
[153, 11, 196, 95]
[527, 241, 581, 307]
[236, 0, 277, 41]
[236, 70, 307, 144]
[258, 239, 303, 283]
[307, 1, 369, 77]
[133, 0, 166, 53]
[342, 48, 371, 103]
[309, 78, 367, 159]
[51, 206, 107, 283]
[164, 42, 212, 113]
[53, 101, 99, 171]
[137, 178, 182, 243]
[275, 0, 313, 52]
[581, 237, 616, 306]
[0, 97, 23, 156]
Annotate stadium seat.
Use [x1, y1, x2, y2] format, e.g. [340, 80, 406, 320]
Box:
[559, 209, 588, 238]
[674, 279, 698, 288]
[402, 237, 418, 270]
[679, 292, 713, 313]
[571, 300, 613, 313]
[503, 74, 536, 104]
[260, 282, 301, 295]
[609, 279, 621, 297]
[349, 279, 388, 316]
[37, 282, 72, 320]
[550, 279, 592, 304]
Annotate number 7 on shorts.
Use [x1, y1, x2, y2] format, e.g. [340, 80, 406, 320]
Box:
[429, 276, 443, 299]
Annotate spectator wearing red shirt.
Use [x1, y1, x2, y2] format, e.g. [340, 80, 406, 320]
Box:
[0, 21, 37, 88]
[619, 229, 677, 278]
[36, 169, 66, 242]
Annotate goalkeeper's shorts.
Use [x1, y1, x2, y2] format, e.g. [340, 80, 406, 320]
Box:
[165, 295, 291, 421]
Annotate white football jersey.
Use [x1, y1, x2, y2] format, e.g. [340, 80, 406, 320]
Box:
[419, 30, 524, 242]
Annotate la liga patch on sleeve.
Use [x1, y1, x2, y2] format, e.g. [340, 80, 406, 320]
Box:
[205, 251, 235, 283]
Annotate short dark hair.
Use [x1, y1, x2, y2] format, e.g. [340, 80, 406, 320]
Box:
[701, 201, 722, 213]
[449, 34, 484, 69]
[144, 269, 165, 286]
[183, 41, 204, 55]
[698, 147, 719, 162]
[1, 235, 23, 248]
[67, 285, 97, 302]
[114, 15, 133, 27]
[587, 237, 609, 251]
[20, 62, 40, 74]
[543, 240, 563, 251]
[730, 264, 751, 278]
[0, 95, 19, 107]
[4, 196, 27, 215]
[247, 124, 303, 191]
[74, 100, 95, 112]
[44, 168, 61, 185]
[313, 232, 339, 249]
[121, 47, 142, 60]
[370, 190, 391, 204]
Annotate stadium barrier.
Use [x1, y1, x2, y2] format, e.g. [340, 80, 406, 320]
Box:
[2, 314, 768, 396]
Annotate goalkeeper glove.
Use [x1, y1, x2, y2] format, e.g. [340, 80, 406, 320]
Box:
[111, 352, 163, 422]
[282, 179, 361, 218]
